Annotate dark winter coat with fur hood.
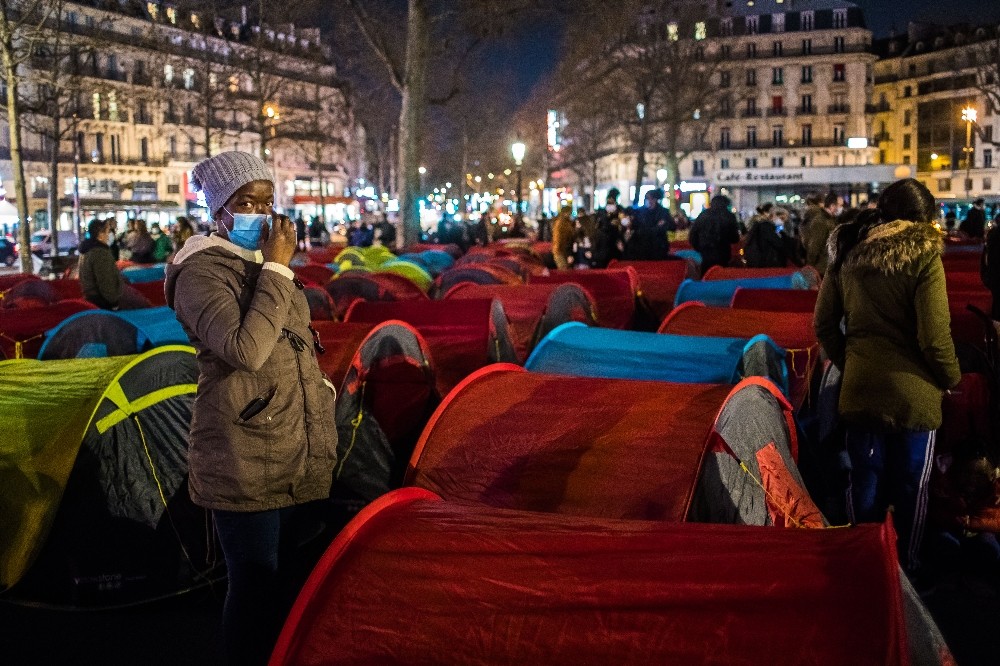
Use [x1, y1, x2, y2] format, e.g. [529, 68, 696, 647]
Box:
[814, 219, 961, 432]
[165, 234, 338, 511]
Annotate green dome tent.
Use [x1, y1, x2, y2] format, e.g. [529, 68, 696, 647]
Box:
[0, 346, 218, 606]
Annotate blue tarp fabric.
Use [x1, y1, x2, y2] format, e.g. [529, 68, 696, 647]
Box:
[38, 306, 189, 359]
[525, 322, 787, 391]
[674, 273, 810, 307]
[121, 264, 167, 284]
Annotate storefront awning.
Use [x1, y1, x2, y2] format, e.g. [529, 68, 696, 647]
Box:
[59, 198, 183, 211]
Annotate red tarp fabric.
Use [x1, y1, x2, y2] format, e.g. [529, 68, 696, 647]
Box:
[48, 279, 84, 301]
[309, 321, 378, 388]
[530, 268, 638, 329]
[324, 272, 428, 319]
[755, 442, 826, 527]
[127, 279, 167, 307]
[445, 283, 593, 362]
[345, 299, 493, 395]
[948, 291, 993, 348]
[0, 300, 96, 359]
[660, 304, 819, 408]
[609, 259, 694, 320]
[945, 271, 987, 292]
[0, 274, 39, 293]
[408, 366, 730, 520]
[272, 491, 908, 666]
[292, 264, 335, 287]
[703, 265, 814, 281]
[434, 264, 523, 296]
[730, 287, 819, 313]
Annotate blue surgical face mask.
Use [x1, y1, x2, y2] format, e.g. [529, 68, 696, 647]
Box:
[223, 209, 271, 250]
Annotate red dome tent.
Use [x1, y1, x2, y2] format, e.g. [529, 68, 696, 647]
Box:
[609, 258, 698, 322]
[270, 490, 909, 666]
[432, 263, 522, 297]
[308, 321, 378, 388]
[660, 303, 820, 409]
[324, 272, 428, 319]
[703, 264, 822, 288]
[344, 298, 516, 394]
[1, 279, 62, 309]
[730, 287, 819, 313]
[292, 264, 335, 287]
[0, 300, 96, 359]
[331, 322, 437, 519]
[530, 267, 640, 329]
[444, 282, 597, 362]
[407, 366, 805, 525]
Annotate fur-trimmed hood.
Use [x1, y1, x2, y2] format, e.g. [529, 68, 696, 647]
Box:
[827, 219, 944, 274]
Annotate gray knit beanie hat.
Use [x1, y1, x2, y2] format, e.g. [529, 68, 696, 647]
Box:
[190, 151, 273, 215]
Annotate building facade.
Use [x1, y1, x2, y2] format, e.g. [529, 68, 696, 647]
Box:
[0, 0, 366, 237]
[550, 0, 913, 219]
[873, 22, 1000, 213]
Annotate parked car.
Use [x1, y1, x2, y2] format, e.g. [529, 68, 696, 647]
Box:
[0, 238, 17, 266]
[27, 230, 79, 257]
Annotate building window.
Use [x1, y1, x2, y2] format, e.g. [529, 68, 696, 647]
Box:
[745, 157, 758, 168]
[721, 44, 731, 58]
[834, 36, 846, 53]
[772, 96, 784, 113]
[721, 98, 732, 116]
[985, 177, 993, 191]
[772, 156, 784, 167]
[903, 155, 911, 165]
[720, 18, 733, 36]
[108, 91, 119, 122]
[92, 92, 101, 120]
[903, 110, 912, 126]
[773, 13, 785, 33]
[720, 70, 731, 88]
[801, 156, 808, 166]
[169, 135, 177, 157]
[985, 126, 994, 143]
[747, 43, 757, 58]
[903, 134, 912, 150]
[801, 11, 815, 31]
[746, 69, 757, 86]
[773, 125, 784, 146]
[747, 126, 758, 147]
[693, 159, 705, 176]
[833, 64, 846, 82]
[667, 22, 679, 41]
[802, 38, 812, 55]
[802, 124, 813, 146]
[985, 149, 993, 169]
[904, 85, 912, 98]
[938, 178, 951, 192]
[746, 16, 759, 35]
[164, 64, 173, 84]
[721, 158, 730, 169]
[165, 6, 177, 24]
[772, 67, 783, 85]
[833, 8, 848, 29]
[183, 68, 195, 90]
[834, 124, 846, 144]
[773, 41, 783, 57]
[695, 21, 707, 40]
[800, 94, 813, 113]
[720, 127, 731, 149]
[801, 65, 813, 83]
[745, 98, 757, 116]
[832, 94, 848, 113]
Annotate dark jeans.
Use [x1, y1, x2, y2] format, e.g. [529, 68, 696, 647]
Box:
[845, 427, 936, 572]
[214, 503, 324, 666]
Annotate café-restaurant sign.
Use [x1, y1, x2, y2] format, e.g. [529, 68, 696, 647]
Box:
[714, 165, 911, 186]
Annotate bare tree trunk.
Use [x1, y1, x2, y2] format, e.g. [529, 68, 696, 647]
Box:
[664, 149, 682, 216]
[591, 158, 598, 212]
[2, 58, 33, 273]
[632, 114, 649, 207]
[48, 115, 60, 257]
[397, 0, 429, 247]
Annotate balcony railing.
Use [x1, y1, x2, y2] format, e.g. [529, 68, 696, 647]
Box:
[741, 109, 762, 118]
[827, 104, 851, 114]
[766, 108, 787, 117]
[796, 106, 817, 115]
[866, 102, 892, 113]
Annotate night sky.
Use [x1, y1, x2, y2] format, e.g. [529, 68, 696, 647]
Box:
[504, 0, 1000, 102]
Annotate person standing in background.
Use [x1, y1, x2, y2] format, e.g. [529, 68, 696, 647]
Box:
[690, 195, 741, 272]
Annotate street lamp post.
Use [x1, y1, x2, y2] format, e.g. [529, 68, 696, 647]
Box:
[962, 106, 977, 199]
[72, 114, 82, 240]
[511, 142, 525, 221]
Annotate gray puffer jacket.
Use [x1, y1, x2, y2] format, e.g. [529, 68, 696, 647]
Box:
[165, 235, 337, 511]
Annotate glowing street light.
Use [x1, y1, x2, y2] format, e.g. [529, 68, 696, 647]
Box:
[418, 166, 427, 175]
[656, 168, 668, 184]
[511, 142, 526, 219]
[962, 106, 977, 197]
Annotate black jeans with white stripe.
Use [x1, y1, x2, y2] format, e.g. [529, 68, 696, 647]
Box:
[845, 426, 936, 573]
